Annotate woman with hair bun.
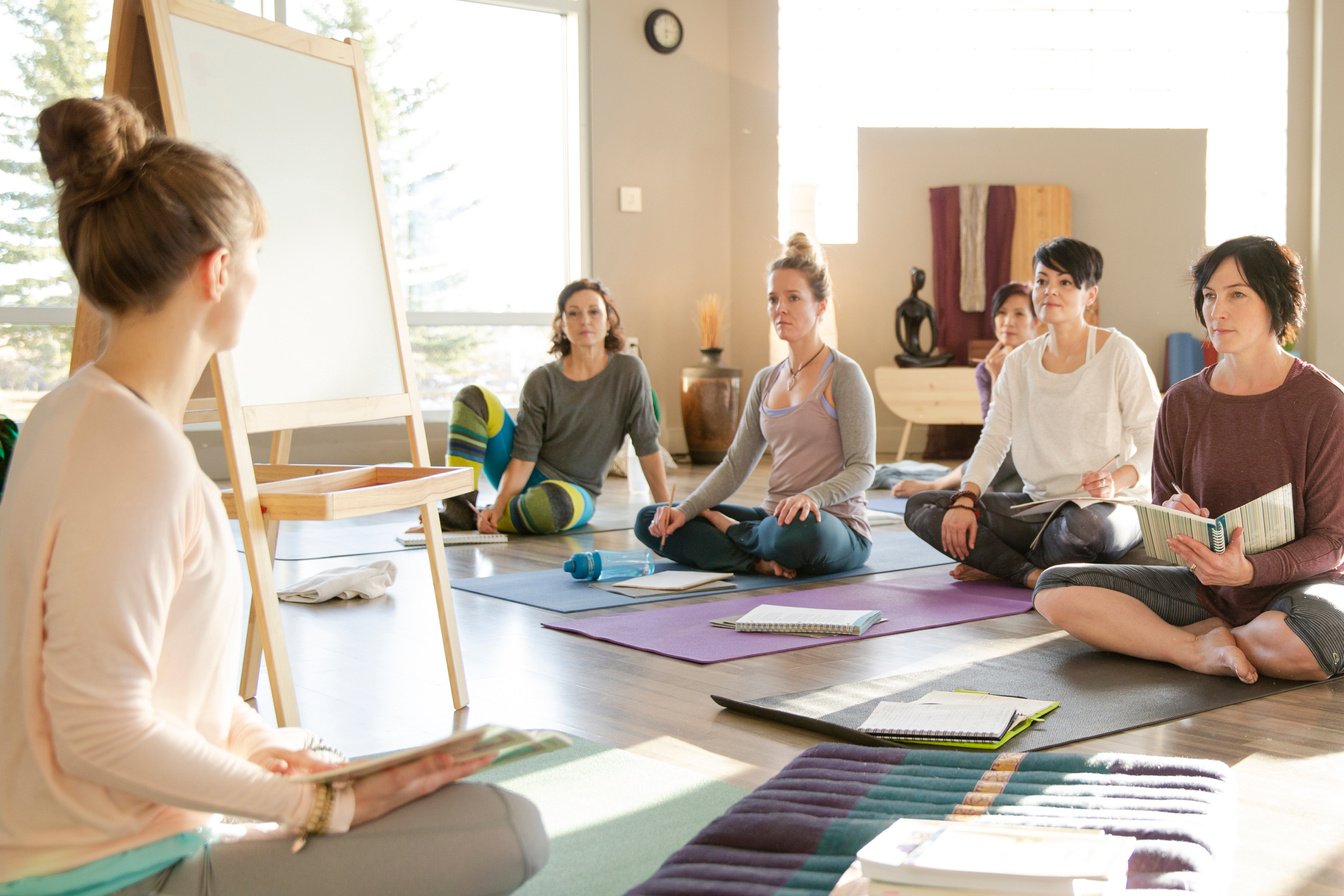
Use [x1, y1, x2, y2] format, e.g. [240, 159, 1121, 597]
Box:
[636, 233, 876, 578]
[0, 97, 546, 895]
[432, 277, 672, 536]
[1036, 236, 1344, 683]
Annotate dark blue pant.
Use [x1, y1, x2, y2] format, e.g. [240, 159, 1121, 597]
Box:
[904, 490, 1140, 586]
[634, 503, 871, 577]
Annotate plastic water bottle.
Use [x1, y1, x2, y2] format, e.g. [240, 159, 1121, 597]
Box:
[564, 549, 655, 582]
[626, 438, 650, 497]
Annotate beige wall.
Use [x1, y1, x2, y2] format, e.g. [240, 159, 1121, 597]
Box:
[832, 128, 1206, 448]
[196, 0, 1339, 475]
[588, 0, 735, 453]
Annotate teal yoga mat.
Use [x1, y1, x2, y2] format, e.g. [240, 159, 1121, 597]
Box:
[452, 529, 951, 612]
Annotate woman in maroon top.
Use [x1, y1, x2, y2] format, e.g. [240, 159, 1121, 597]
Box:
[1034, 236, 1344, 683]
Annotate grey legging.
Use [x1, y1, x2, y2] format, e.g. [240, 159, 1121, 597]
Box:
[114, 783, 547, 896]
[904, 490, 1141, 586]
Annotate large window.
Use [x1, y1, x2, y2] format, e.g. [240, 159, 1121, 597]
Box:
[779, 0, 1289, 246]
[0, 0, 585, 420]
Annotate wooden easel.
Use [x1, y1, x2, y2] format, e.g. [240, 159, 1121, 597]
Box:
[78, 0, 473, 725]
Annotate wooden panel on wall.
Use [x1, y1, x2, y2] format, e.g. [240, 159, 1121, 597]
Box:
[1009, 184, 1071, 284]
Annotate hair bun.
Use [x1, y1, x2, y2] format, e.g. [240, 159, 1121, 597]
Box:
[37, 96, 150, 192]
[783, 231, 823, 267]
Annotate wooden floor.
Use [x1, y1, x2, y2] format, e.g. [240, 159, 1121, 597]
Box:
[253, 459, 1344, 895]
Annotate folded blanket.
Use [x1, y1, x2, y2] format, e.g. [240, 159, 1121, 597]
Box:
[871, 460, 952, 490]
[277, 559, 396, 603]
[630, 744, 1233, 895]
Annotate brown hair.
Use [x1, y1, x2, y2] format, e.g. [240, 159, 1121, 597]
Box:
[1191, 236, 1304, 347]
[549, 278, 624, 356]
[767, 232, 832, 303]
[36, 96, 265, 317]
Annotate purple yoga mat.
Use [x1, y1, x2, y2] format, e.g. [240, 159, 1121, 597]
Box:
[541, 571, 1033, 664]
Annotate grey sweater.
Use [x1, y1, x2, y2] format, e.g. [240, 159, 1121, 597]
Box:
[678, 349, 876, 537]
[511, 352, 660, 497]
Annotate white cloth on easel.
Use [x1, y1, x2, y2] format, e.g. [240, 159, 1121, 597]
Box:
[277, 559, 397, 603]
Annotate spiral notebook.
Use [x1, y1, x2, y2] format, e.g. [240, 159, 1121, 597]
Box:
[716, 604, 882, 636]
[857, 701, 1018, 742]
[396, 531, 508, 547]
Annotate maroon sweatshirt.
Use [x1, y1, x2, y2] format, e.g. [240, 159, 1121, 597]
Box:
[1152, 358, 1344, 625]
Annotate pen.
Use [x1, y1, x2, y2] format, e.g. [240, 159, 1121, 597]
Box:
[1077, 453, 1121, 491]
[660, 484, 675, 552]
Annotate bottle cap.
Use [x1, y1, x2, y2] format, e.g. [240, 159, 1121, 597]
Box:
[564, 552, 596, 580]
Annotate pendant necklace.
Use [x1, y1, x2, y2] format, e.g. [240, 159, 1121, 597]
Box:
[786, 343, 827, 389]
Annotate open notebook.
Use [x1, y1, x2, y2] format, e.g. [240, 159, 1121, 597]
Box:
[1135, 483, 1294, 563]
[292, 725, 569, 784]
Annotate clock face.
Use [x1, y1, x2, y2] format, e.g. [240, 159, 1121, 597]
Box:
[646, 9, 683, 53]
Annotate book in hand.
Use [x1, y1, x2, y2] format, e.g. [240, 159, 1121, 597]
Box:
[396, 530, 508, 547]
[291, 725, 570, 784]
[1135, 482, 1294, 564]
[856, 818, 1135, 894]
[720, 603, 883, 636]
[857, 690, 1059, 749]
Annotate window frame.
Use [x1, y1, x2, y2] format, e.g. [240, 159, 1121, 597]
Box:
[0, 0, 590, 417]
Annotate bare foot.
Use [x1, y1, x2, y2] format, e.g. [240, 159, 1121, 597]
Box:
[1188, 627, 1258, 683]
[1183, 618, 1232, 636]
[950, 563, 1001, 583]
[701, 509, 735, 534]
[753, 558, 797, 579]
[892, 480, 934, 498]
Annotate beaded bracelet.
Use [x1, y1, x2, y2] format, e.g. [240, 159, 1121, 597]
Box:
[291, 782, 334, 853]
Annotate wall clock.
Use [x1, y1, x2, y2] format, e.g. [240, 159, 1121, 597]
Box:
[644, 9, 683, 54]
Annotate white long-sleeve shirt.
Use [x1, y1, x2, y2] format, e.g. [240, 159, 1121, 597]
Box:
[962, 328, 1161, 502]
[0, 367, 335, 883]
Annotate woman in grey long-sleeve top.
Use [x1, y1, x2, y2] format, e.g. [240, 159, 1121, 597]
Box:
[636, 233, 876, 578]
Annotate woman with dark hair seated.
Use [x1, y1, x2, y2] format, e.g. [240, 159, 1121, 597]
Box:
[890, 280, 1041, 497]
[904, 237, 1162, 587]
[436, 278, 672, 535]
[1035, 236, 1344, 683]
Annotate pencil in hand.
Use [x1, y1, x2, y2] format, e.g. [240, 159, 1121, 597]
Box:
[1077, 453, 1122, 492]
[659, 484, 675, 553]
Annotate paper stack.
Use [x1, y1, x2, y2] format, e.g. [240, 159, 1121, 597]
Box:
[857, 818, 1135, 895]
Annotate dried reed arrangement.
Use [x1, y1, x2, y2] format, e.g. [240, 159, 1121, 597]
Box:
[695, 293, 725, 349]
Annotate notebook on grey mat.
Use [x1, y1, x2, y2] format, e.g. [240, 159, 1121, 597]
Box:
[712, 632, 1326, 751]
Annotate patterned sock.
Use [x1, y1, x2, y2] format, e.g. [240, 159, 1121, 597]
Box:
[447, 385, 510, 489]
[498, 480, 595, 535]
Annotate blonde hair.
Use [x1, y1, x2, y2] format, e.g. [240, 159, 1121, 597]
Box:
[36, 96, 265, 316]
[767, 232, 831, 303]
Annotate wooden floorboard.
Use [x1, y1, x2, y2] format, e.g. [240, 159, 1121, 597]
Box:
[249, 459, 1344, 895]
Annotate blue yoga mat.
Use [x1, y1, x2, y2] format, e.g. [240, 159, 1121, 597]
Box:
[453, 529, 951, 612]
[865, 495, 907, 515]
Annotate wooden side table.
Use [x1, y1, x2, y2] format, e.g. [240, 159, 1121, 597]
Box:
[873, 366, 983, 460]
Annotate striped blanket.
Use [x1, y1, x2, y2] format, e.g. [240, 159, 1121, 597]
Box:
[630, 744, 1233, 895]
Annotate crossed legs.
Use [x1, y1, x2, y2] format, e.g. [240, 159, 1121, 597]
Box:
[1034, 564, 1332, 683]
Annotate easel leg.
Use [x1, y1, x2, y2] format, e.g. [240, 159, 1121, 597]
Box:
[239, 430, 291, 703]
[421, 500, 469, 708]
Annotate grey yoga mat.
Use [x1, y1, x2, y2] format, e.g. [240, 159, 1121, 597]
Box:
[712, 631, 1327, 751]
[452, 530, 952, 613]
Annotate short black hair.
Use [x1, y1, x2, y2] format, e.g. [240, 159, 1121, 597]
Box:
[1033, 237, 1103, 289]
[1191, 236, 1304, 347]
[990, 281, 1034, 319]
